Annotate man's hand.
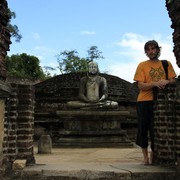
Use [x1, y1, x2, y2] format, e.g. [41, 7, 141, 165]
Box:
[138, 78, 176, 91]
[154, 79, 169, 89]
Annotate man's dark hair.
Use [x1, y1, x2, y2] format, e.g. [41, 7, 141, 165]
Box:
[144, 40, 161, 51]
[144, 40, 161, 57]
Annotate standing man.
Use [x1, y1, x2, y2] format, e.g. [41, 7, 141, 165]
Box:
[133, 40, 176, 165]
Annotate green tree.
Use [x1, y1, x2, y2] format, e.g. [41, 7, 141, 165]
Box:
[5, 53, 46, 80]
[57, 50, 88, 74]
[87, 46, 104, 62]
[43, 66, 56, 78]
[7, 8, 22, 42]
[57, 46, 104, 74]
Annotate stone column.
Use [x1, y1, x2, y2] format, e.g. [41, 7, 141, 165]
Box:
[166, 0, 180, 68]
[0, 81, 11, 155]
[154, 83, 179, 166]
[0, 0, 11, 80]
[0, 1, 12, 176]
[0, 0, 11, 153]
[0, 99, 5, 153]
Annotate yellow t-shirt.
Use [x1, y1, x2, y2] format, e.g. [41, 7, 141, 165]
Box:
[133, 60, 176, 101]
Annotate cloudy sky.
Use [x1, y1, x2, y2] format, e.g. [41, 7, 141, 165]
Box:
[7, 0, 180, 82]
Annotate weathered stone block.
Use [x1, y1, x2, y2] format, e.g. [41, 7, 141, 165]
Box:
[38, 135, 52, 154]
[12, 159, 27, 170]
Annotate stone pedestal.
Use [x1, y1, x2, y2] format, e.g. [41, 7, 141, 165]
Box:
[54, 110, 133, 147]
[38, 135, 52, 154]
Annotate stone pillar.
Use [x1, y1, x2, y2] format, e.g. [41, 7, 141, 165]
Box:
[166, 0, 180, 68]
[3, 84, 18, 157]
[3, 83, 35, 165]
[0, 0, 11, 80]
[0, 82, 11, 180]
[165, 1, 180, 171]
[0, 99, 5, 153]
[0, 81, 11, 155]
[16, 84, 35, 165]
[0, 1, 13, 176]
[154, 82, 180, 165]
[38, 135, 52, 154]
[175, 80, 180, 168]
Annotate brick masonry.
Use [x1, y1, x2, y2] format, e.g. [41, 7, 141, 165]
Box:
[154, 81, 180, 165]
[0, 0, 11, 80]
[3, 83, 35, 165]
[166, 0, 180, 68]
[2, 78, 179, 166]
[34, 72, 138, 145]
[0, 0, 179, 172]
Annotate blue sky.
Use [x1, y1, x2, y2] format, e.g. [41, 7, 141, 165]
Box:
[7, 0, 180, 82]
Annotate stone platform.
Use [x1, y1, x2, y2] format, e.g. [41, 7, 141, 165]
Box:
[56, 110, 130, 116]
[54, 110, 133, 147]
[10, 144, 178, 180]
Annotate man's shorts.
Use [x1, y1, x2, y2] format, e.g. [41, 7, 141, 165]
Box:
[136, 101, 154, 151]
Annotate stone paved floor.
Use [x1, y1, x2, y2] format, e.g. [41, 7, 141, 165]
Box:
[33, 145, 144, 165]
[17, 144, 177, 180]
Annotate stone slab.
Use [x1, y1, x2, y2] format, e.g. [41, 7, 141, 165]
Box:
[13, 159, 27, 170]
[16, 145, 177, 179]
[56, 110, 130, 116]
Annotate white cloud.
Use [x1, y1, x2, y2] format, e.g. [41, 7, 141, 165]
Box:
[80, 31, 96, 35]
[117, 33, 145, 51]
[108, 62, 137, 82]
[108, 33, 180, 82]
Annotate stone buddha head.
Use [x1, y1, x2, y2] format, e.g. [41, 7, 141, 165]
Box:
[88, 61, 99, 76]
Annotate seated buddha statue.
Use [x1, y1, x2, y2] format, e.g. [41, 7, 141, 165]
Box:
[67, 61, 118, 109]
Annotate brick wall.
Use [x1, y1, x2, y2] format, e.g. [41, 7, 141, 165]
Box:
[3, 84, 35, 165]
[1, 79, 179, 166]
[34, 73, 138, 143]
[35, 72, 137, 105]
[0, 0, 11, 80]
[154, 80, 180, 165]
[166, 0, 180, 68]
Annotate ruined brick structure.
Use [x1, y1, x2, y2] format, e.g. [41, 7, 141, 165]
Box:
[166, 0, 180, 68]
[0, 1, 12, 178]
[0, 0, 11, 80]
[154, 83, 180, 165]
[34, 72, 138, 147]
[35, 72, 137, 108]
[151, 0, 180, 166]
[0, 0, 35, 169]
[3, 84, 35, 165]
[0, 1, 179, 178]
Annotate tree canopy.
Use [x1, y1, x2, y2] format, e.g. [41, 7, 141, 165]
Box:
[5, 53, 47, 80]
[57, 46, 104, 74]
[5, 46, 104, 80]
[87, 46, 104, 62]
[7, 8, 22, 42]
[57, 50, 88, 74]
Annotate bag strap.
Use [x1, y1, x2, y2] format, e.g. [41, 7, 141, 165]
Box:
[161, 60, 168, 80]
